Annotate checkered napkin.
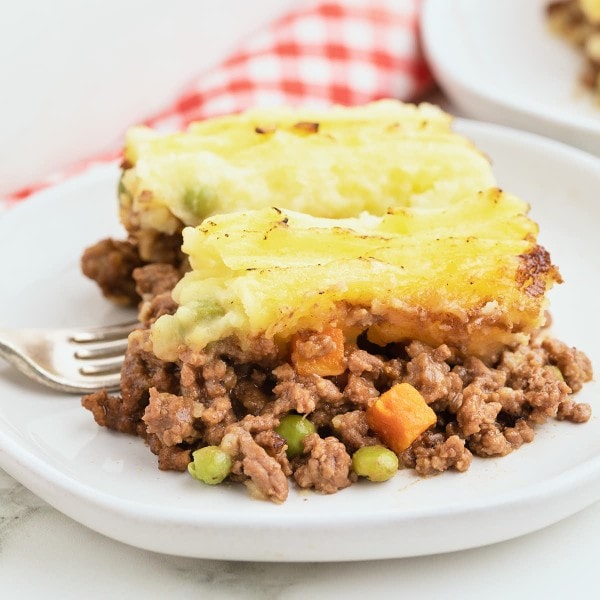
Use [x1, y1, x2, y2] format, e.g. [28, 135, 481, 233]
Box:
[3, 0, 432, 208]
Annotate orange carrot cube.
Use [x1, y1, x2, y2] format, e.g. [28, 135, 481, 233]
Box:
[291, 327, 346, 377]
[366, 383, 437, 453]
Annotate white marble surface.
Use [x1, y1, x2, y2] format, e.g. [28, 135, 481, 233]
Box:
[1, 465, 599, 597]
[2, 1, 600, 596]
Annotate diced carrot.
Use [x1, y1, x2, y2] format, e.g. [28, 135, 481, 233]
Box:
[291, 327, 346, 377]
[366, 383, 437, 453]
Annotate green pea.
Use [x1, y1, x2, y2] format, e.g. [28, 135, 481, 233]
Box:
[548, 365, 565, 381]
[275, 415, 316, 458]
[182, 186, 218, 220]
[191, 299, 226, 320]
[117, 176, 132, 203]
[352, 445, 398, 482]
[188, 446, 232, 485]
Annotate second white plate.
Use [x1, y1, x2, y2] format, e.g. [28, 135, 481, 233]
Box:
[422, 0, 600, 155]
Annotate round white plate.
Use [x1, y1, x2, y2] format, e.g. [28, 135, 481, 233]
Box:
[422, 0, 600, 155]
[0, 120, 599, 562]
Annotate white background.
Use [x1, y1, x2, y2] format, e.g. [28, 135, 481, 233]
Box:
[0, 0, 297, 195]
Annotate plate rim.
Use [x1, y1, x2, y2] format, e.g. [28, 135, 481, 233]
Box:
[421, 0, 600, 140]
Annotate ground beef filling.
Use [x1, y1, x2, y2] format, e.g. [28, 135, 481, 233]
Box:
[81, 233, 186, 306]
[81, 238, 144, 305]
[82, 321, 593, 503]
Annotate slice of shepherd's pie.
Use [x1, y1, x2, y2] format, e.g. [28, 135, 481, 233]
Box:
[547, 0, 600, 97]
[81, 101, 593, 504]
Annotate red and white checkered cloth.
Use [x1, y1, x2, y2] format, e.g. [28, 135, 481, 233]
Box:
[3, 0, 432, 208]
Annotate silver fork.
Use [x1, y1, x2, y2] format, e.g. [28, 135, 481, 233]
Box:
[0, 322, 139, 394]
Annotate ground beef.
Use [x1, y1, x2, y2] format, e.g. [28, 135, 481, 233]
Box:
[120, 329, 180, 417]
[254, 430, 292, 476]
[468, 423, 514, 457]
[133, 263, 181, 300]
[232, 375, 271, 415]
[292, 330, 339, 360]
[81, 226, 186, 309]
[269, 365, 321, 415]
[202, 358, 237, 399]
[82, 326, 593, 502]
[200, 395, 236, 428]
[500, 345, 548, 390]
[347, 349, 385, 377]
[343, 373, 379, 407]
[331, 410, 378, 451]
[457, 388, 502, 437]
[499, 345, 575, 424]
[524, 367, 571, 423]
[413, 434, 472, 476]
[238, 414, 280, 433]
[81, 389, 137, 434]
[542, 337, 594, 392]
[503, 419, 535, 449]
[297, 374, 346, 428]
[145, 433, 191, 471]
[461, 355, 507, 389]
[133, 263, 181, 327]
[557, 398, 593, 423]
[142, 387, 200, 446]
[293, 434, 352, 494]
[221, 426, 289, 503]
[82, 328, 179, 435]
[137, 291, 179, 327]
[489, 386, 526, 417]
[404, 343, 463, 404]
[81, 238, 143, 305]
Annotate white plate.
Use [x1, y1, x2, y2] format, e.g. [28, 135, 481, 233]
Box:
[0, 120, 599, 562]
[422, 0, 600, 156]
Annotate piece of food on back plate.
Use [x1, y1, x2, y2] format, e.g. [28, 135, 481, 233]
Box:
[547, 0, 600, 97]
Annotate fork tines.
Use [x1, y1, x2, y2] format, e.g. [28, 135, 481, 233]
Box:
[71, 322, 138, 377]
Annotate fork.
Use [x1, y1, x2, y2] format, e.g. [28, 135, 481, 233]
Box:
[0, 322, 139, 394]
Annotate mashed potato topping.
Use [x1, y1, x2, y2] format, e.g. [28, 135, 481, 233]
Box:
[119, 101, 494, 235]
[151, 193, 559, 364]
